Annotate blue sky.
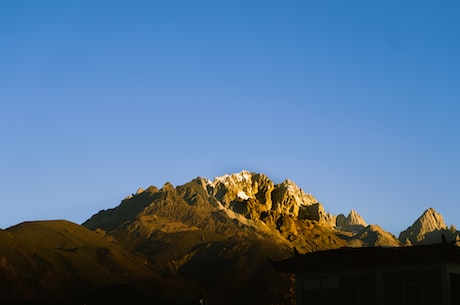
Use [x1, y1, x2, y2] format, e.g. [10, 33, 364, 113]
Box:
[1, 1, 459, 234]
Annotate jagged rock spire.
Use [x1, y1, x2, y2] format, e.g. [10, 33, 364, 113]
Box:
[207, 171, 335, 225]
[399, 208, 448, 245]
[336, 209, 367, 233]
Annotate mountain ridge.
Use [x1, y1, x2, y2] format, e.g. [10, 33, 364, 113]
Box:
[81, 170, 457, 304]
[85, 171, 457, 249]
[0, 170, 457, 304]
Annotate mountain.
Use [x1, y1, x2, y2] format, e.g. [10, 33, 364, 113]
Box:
[82, 171, 400, 304]
[399, 207, 459, 245]
[0, 171, 457, 304]
[82, 172, 345, 305]
[83, 171, 347, 253]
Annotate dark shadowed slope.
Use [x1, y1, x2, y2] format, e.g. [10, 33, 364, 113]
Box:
[2, 220, 175, 303]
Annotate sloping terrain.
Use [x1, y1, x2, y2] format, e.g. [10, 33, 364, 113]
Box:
[1, 220, 177, 304]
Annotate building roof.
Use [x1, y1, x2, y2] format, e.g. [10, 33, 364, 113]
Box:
[272, 243, 460, 274]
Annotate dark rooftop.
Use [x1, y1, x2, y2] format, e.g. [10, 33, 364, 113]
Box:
[272, 243, 460, 273]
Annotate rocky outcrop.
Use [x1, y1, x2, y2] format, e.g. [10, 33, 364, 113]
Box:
[336, 210, 367, 233]
[349, 225, 401, 247]
[399, 208, 451, 245]
[205, 171, 335, 226]
[270, 179, 316, 216]
[208, 171, 275, 220]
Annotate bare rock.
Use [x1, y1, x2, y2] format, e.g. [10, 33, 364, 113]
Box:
[336, 209, 367, 233]
[398, 208, 448, 244]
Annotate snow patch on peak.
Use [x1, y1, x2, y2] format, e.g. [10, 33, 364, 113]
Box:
[136, 187, 145, 195]
[213, 170, 253, 185]
[204, 177, 215, 187]
[213, 174, 229, 184]
[237, 191, 250, 201]
[235, 170, 252, 182]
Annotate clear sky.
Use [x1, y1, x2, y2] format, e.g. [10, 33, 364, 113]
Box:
[1, 1, 459, 234]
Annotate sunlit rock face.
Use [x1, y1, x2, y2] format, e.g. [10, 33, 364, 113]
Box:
[348, 209, 368, 226]
[270, 179, 317, 217]
[336, 209, 368, 233]
[84, 170, 406, 254]
[207, 171, 275, 219]
[84, 170, 348, 255]
[206, 171, 335, 226]
[399, 208, 449, 245]
[271, 179, 334, 226]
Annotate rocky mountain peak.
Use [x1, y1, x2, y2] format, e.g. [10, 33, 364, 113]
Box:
[161, 182, 175, 192]
[204, 171, 336, 226]
[348, 209, 367, 226]
[275, 179, 318, 206]
[418, 208, 446, 229]
[270, 179, 334, 225]
[336, 209, 367, 233]
[399, 208, 448, 245]
[208, 171, 274, 209]
[212, 170, 253, 185]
